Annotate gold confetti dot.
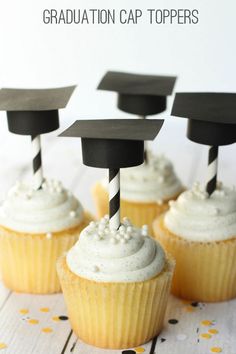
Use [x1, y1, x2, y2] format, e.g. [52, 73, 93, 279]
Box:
[0, 343, 7, 350]
[135, 348, 145, 353]
[185, 306, 196, 313]
[208, 329, 219, 335]
[200, 333, 212, 339]
[19, 309, 29, 315]
[211, 347, 222, 353]
[28, 319, 39, 325]
[201, 320, 213, 326]
[40, 307, 50, 313]
[42, 327, 53, 333]
[19, 308, 29, 315]
[52, 316, 60, 322]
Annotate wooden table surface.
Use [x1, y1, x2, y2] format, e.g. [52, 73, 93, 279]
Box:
[0, 120, 235, 354]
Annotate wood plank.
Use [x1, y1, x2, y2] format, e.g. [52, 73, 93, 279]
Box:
[0, 293, 71, 354]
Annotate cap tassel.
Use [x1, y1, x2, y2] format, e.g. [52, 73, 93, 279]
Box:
[31, 135, 43, 190]
[206, 146, 218, 196]
[109, 168, 120, 230]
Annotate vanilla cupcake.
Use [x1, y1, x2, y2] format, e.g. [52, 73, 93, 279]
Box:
[92, 152, 183, 234]
[0, 179, 92, 294]
[153, 182, 236, 302]
[57, 216, 174, 349]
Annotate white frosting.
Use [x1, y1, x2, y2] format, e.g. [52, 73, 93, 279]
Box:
[0, 179, 84, 234]
[67, 216, 165, 282]
[101, 152, 182, 203]
[164, 182, 236, 242]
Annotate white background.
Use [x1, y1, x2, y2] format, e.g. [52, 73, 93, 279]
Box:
[0, 0, 235, 205]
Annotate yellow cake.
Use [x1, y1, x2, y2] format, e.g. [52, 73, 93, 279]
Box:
[0, 179, 93, 294]
[57, 216, 175, 349]
[92, 152, 183, 235]
[153, 183, 236, 302]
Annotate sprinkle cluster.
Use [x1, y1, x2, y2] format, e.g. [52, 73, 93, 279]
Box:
[85, 215, 149, 245]
[41, 179, 64, 194]
[8, 179, 66, 200]
[189, 181, 230, 200]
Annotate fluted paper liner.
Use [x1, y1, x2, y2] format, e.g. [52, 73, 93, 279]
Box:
[153, 215, 236, 302]
[92, 182, 180, 235]
[57, 255, 175, 349]
[0, 212, 93, 294]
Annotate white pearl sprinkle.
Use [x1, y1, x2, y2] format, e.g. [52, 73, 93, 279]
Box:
[94, 234, 101, 241]
[124, 234, 131, 240]
[70, 210, 76, 218]
[119, 225, 125, 232]
[99, 224, 105, 231]
[104, 228, 110, 235]
[46, 232, 52, 240]
[120, 238, 127, 244]
[123, 217, 129, 222]
[89, 221, 96, 228]
[110, 238, 117, 244]
[116, 234, 121, 240]
[127, 226, 133, 234]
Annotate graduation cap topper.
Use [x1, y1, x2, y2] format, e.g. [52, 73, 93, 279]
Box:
[171, 92, 236, 195]
[98, 71, 177, 116]
[60, 119, 164, 229]
[0, 86, 76, 190]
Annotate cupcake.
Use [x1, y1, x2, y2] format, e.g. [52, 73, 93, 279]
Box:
[153, 182, 236, 302]
[57, 216, 175, 349]
[0, 178, 92, 294]
[92, 151, 183, 235]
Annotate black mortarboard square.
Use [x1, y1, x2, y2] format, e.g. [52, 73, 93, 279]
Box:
[0, 86, 76, 135]
[171, 93, 236, 146]
[60, 119, 164, 168]
[98, 71, 176, 116]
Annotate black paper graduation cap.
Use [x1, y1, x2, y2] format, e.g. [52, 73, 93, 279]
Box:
[171, 93, 236, 146]
[98, 71, 176, 116]
[60, 119, 164, 168]
[0, 86, 76, 135]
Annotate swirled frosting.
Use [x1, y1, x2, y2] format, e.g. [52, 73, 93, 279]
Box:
[67, 216, 165, 282]
[0, 179, 84, 234]
[164, 182, 236, 242]
[102, 152, 182, 204]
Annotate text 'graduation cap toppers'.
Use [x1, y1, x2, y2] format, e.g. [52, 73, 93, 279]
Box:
[0, 86, 76, 190]
[60, 119, 164, 230]
[98, 71, 176, 162]
[171, 92, 236, 196]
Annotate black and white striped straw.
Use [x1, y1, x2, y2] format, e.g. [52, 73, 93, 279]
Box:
[206, 146, 218, 196]
[109, 168, 120, 230]
[139, 115, 148, 163]
[31, 134, 43, 190]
